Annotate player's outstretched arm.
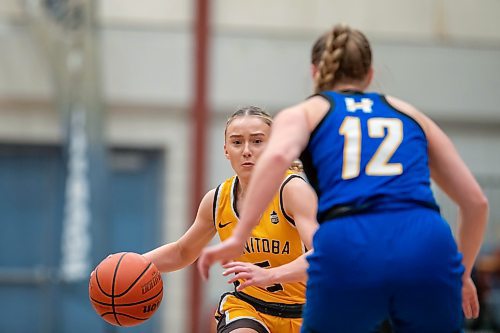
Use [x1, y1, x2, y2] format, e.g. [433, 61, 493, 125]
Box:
[143, 189, 217, 273]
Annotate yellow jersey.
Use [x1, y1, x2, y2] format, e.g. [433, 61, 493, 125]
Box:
[214, 171, 306, 305]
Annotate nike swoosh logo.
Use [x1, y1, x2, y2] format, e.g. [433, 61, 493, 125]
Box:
[218, 221, 232, 228]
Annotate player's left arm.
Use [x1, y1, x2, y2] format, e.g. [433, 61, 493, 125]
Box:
[223, 177, 318, 288]
[270, 177, 318, 283]
[281, 176, 318, 251]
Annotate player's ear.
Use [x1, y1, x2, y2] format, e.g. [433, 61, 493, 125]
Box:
[365, 66, 374, 88]
[224, 143, 230, 160]
[311, 64, 318, 80]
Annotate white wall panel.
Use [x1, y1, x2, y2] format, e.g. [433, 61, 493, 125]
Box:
[371, 43, 500, 121]
[443, 0, 500, 42]
[214, 0, 436, 39]
[2, 25, 499, 122]
[210, 32, 500, 121]
[213, 0, 500, 42]
[0, 26, 52, 98]
[441, 123, 500, 176]
[100, 29, 192, 105]
[0, 107, 59, 143]
[0, 0, 22, 17]
[210, 33, 311, 112]
[98, 0, 191, 26]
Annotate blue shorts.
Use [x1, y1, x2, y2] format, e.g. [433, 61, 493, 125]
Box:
[301, 207, 464, 333]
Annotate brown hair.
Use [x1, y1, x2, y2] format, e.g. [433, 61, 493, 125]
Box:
[224, 106, 273, 139]
[311, 24, 372, 93]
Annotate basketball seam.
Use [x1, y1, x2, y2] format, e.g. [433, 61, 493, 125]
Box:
[90, 286, 163, 307]
[100, 311, 149, 321]
[95, 267, 113, 297]
[112, 253, 128, 326]
[114, 262, 153, 298]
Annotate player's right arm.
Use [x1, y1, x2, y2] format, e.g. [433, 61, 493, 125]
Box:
[387, 95, 489, 276]
[143, 189, 217, 273]
[424, 115, 488, 319]
[387, 95, 489, 319]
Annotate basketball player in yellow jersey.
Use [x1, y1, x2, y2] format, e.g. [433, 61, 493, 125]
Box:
[213, 169, 308, 330]
[143, 106, 318, 333]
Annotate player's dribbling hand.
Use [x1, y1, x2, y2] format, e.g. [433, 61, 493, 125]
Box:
[198, 236, 245, 280]
[462, 276, 479, 319]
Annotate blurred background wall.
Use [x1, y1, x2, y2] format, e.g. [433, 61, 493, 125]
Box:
[0, 0, 499, 332]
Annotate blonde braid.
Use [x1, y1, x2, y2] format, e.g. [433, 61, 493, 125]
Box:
[314, 24, 351, 93]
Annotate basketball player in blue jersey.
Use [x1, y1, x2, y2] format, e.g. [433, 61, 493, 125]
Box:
[143, 106, 318, 333]
[199, 24, 489, 333]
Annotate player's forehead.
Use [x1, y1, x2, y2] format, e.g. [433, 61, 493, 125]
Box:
[225, 116, 270, 137]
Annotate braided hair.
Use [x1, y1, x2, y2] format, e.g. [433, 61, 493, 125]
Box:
[311, 24, 372, 93]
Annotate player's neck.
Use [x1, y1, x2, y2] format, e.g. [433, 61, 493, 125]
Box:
[333, 84, 364, 92]
[236, 178, 248, 200]
[333, 80, 368, 92]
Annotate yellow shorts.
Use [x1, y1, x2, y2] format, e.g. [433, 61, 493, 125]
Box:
[215, 292, 303, 333]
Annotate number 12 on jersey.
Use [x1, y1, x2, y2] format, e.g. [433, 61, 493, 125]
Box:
[339, 116, 403, 180]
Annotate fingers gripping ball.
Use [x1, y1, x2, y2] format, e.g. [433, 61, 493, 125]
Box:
[89, 252, 163, 327]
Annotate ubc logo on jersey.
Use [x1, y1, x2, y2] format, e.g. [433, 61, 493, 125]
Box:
[270, 211, 279, 224]
[345, 97, 373, 113]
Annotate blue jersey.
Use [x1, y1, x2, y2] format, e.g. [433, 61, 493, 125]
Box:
[300, 91, 438, 221]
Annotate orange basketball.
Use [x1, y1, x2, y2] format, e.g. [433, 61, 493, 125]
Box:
[89, 252, 163, 327]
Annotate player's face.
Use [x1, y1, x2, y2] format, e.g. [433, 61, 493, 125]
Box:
[224, 116, 271, 179]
